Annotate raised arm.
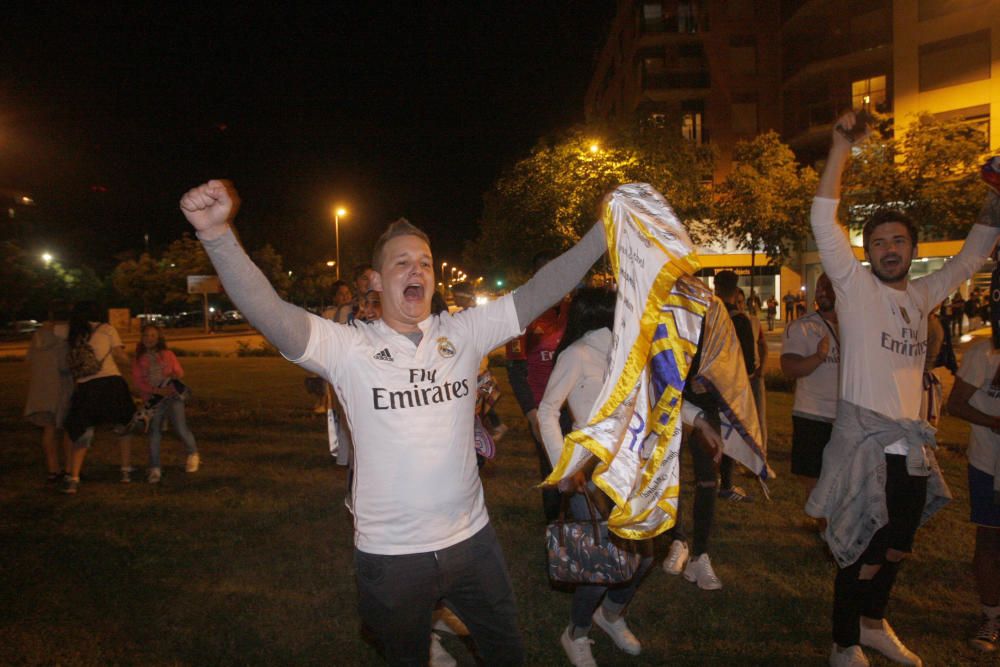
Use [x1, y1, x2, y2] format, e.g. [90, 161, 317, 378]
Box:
[180, 181, 311, 359]
[917, 192, 1000, 307]
[811, 112, 863, 284]
[513, 223, 607, 329]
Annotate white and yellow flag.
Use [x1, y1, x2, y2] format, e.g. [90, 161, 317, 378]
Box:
[545, 183, 769, 539]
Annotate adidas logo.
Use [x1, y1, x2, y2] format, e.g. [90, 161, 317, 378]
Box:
[373, 348, 394, 362]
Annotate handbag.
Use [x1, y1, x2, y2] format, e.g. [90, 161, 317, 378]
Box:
[545, 486, 641, 586]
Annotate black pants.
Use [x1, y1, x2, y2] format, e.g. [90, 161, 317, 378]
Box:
[670, 424, 718, 556]
[354, 523, 524, 665]
[831, 454, 927, 647]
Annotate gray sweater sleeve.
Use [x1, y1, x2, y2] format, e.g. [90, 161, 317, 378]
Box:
[198, 228, 311, 359]
[513, 223, 607, 328]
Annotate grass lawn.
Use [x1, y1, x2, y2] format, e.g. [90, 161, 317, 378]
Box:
[0, 356, 994, 665]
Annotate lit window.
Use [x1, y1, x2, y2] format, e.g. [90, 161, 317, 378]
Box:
[851, 75, 887, 111]
[682, 112, 703, 143]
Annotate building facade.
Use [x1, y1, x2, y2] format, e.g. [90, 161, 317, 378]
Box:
[587, 0, 1000, 308]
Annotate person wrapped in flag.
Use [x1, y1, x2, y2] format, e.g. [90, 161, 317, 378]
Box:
[544, 182, 768, 542]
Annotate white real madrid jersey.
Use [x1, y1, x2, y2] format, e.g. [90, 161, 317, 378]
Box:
[289, 294, 521, 555]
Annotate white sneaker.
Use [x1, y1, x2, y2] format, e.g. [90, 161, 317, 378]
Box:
[147, 467, 162, 484]
[829, 644, 870, 666]
[663, 539, 689, 575]
[185, 453, 200, 473]
[429, 632, 456, 667]
[859, 619, 922, 666]
[120, 467, 133, 484]
[592, 609, 641, 655]
[560, 626, 597, 667]
[683, 553, 722, 590]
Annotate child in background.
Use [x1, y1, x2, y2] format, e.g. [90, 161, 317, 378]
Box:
[132, 325, 199, 483]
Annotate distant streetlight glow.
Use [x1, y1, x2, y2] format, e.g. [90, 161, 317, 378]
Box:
[589, 142, 600, 153]
[326, 260, 336, 267]
[41, 252, 53, 266]
[332, 206, 348, 279]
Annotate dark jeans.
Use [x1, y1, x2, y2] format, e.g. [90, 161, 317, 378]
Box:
[670, 425, 719, 556]
[832, 454, 928, 647]
[567, 493, 654, 629]
[354, 523, 524, 666]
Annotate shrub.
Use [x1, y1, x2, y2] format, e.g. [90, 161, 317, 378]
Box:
[236, 340, 281, 357]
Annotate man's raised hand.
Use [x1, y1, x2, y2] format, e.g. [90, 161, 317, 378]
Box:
[832, 111, 869, 151]
[179, 180, 240, 240]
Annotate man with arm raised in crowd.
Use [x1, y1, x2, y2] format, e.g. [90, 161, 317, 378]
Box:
[180, 180, 608, 666]
[806, 112, 1000, 667]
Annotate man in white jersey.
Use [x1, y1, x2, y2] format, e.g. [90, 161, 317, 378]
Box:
[180, 180, 608, 666]
[781, 273, 839, 511]
[947, 339, 1000, 652]
[806, 112, 1000, 667]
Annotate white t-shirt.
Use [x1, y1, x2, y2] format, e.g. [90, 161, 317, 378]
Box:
[290, 294, 521, 555]
[812, 197, 998, 452]
[956, 339, 1000, 475]
[77, 323, 124, 383]
[782, 312, 840, 422]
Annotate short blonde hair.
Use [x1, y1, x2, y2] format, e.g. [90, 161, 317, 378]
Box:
[371, 218, 431, 270]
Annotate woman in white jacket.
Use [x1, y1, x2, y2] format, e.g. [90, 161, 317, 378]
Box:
[537, 287, 653, 665]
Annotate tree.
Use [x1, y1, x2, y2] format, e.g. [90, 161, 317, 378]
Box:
[713, 131, 817, 287]
[288, 260, 340, 310]
[465, 123, 714, 284]
[111, 253, 169, 316]
[844, 112, 989, 238]
[250, 244, 292, 299]
[0, 241, 41, 324]
[159, 234, 213, 309]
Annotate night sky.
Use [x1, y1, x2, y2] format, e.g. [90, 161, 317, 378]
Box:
[0, 3, 615, 272]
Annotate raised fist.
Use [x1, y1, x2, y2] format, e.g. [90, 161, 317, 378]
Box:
[179, 180, 240, 239]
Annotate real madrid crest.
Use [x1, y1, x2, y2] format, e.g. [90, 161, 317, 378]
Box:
[437, 336, 456, 358]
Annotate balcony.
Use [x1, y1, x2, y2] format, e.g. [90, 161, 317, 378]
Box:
[782, 42, 891, 90]
[642, 70, 710, 101]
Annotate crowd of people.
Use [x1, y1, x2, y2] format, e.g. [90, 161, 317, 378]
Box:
[24, 304, 200, 492]
[23, 113, 1000, 666]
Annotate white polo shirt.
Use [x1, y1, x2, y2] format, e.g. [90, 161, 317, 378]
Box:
[782, 312, 840, 422]
[289, 294, 521, 555]
[956, 339, 1000, 476]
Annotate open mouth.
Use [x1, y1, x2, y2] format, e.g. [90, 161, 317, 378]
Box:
[403, 284, 424, 301]
[881, 255, 901, 268]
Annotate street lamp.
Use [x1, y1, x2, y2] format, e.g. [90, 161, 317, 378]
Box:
[326, 260, 336, 267]
[41, 252, 53, 267]
[333, 206, 347, 280]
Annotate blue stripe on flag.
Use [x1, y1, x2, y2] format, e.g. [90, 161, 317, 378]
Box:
[650, 324, 684, 398]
